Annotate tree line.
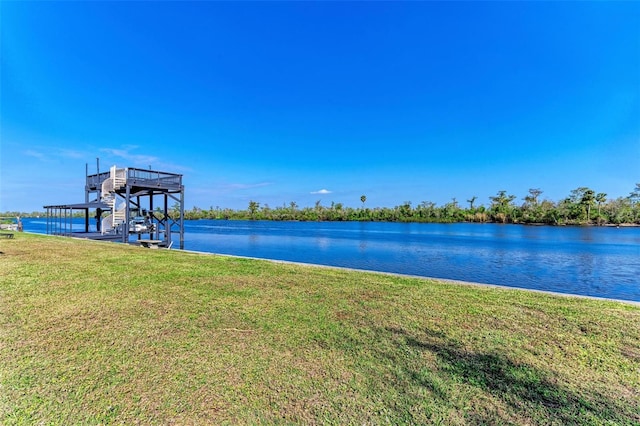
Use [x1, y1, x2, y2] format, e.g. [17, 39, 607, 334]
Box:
[179, 184, 640, 226]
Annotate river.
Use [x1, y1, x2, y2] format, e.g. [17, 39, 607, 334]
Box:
[19, 218, 640, 302]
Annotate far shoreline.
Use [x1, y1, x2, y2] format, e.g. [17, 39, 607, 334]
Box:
[6, 215, 640, 228]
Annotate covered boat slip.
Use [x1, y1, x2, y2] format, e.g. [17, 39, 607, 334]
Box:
[44, 200, 119, 241]
[44, 164, 185, 249]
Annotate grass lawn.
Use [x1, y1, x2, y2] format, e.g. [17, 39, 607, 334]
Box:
[1, 233, 639, 425]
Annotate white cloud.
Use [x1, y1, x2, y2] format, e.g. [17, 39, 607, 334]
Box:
[59, 149, 86, 159]
[98, 146, 190, 173]
[24, 147, 89, 162]
[23, 149, 46, 160]
[100, 147, 159, 167]
[311, 189, 332, 194]
[226, 182, 273, 191]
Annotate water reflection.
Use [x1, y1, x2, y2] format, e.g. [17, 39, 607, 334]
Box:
[315, 237, 330, 250]
[579, 227, 595, 242]
[248, 233, 260, 246]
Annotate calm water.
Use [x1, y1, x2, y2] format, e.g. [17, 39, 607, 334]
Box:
[21, 218, 640, 302]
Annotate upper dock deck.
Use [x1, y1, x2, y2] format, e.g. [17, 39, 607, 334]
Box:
[86, 167, 183, 193]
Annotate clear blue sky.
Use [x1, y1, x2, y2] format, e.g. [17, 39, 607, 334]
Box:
[1, 1, 639, 212]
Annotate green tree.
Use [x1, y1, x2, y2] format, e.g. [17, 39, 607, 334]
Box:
[248, 200, 260, 219]
[629, 183, 640, 222]
[398, 201, 412, 221]
[489, 190, 516, 223]
[442, 200, 462, 222]
[417, 201, 437, 221]
[467, 196, 477, 210]
[527, 188, 543, 205]
[539, 200, 557, 225]
[595, 192, 607, 224]
[556, 198, 574, 224]
[170, 202, 182, 219]
[581, 189, 596, 222]
[606, 197, 633, 224]
[261, 204, 272, 220]
[629, 183, 640, 203]
[568, 187, 594, 223]
[521, 189, 544, 223]
[289, 201, 298, 220]
[358, 195, 370, 221]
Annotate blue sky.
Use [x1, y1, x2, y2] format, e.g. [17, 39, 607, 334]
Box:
[1, 1, 638, 212]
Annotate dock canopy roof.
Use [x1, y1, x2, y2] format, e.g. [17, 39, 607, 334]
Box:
[43, 200, 111, 210]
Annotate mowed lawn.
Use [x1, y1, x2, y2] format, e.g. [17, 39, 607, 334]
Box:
[1, 233, 638, 425]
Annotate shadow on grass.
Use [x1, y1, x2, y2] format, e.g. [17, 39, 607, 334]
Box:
[379, 326, 635, 424]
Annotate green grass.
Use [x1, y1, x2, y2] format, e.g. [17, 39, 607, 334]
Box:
[1, 233, 639, 425]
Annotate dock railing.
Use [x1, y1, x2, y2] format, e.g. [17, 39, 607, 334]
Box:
[86, 168, 182, 191]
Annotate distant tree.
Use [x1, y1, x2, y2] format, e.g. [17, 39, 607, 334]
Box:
[567, 187, 594, 223]
[172, 182, 640, 225]
[442, 200, 462, 222]
[170, 202, 182, 219]
[261, 203, 272, 220]
[629, 183, 640, 204]
[417, 201, 437, 221]
[467, 196, 477, 210]
[595, 193, 607, 222]
[580, 188, 596, 222]
[539, 199, 557, 224]
[489, 190, 516, 222]
[398, 201, 412, 220]
[521, 189, 544, 223]
[490, 191, 516, 209]
[569, 187, 584, 203]
[556, 198, 573, 223]
[528, 188, 543, 205]
[248, 200, 260, 219]
[629, 183, 640, 222]
[328, 202, 345, 221]
[523, 188, 543, 218]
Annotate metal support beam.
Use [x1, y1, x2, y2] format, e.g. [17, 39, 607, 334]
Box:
[180, 187, 185, 249]
[164, 193, 171, 247]
[124, 184, 131, 244]
[85, 163, 89, 204]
